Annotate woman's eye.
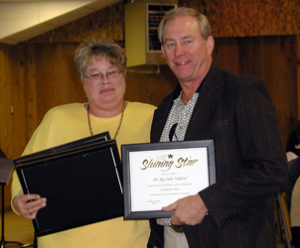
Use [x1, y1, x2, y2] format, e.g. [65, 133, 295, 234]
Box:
[91, 73, 101, 79]
[108, 71, 115, 76]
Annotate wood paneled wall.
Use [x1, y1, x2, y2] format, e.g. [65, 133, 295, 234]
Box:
[181, 0, 298, 37]
[213, 36, 298, 146]
[26, 0, 299, 43]
[0, 0, 299, 207]
[1, 36, 296, 158]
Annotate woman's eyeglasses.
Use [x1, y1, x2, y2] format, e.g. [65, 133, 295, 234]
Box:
[169, 123, 178, 141]
[84, 70, 120, 83]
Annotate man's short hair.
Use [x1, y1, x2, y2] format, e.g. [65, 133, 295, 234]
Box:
[158, 7, 212, 45]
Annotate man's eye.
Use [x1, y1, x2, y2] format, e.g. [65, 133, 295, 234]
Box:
[184, 40, 192, 44]
[167, 43, 175, 48]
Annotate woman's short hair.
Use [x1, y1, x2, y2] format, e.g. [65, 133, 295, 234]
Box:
[74, 37, 126, 82]
[158, 7, 212, 45]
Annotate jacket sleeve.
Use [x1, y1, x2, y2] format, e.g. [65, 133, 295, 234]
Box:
[199, 76, 288, 227]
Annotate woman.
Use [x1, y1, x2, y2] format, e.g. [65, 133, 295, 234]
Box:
[11, 37, 156, 247]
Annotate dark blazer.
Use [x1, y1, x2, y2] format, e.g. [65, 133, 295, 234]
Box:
[148, 63, 288, 248]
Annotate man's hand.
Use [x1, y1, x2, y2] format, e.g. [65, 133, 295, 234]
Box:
[13, 189, 47, 219]
[163, 194, 208, 225]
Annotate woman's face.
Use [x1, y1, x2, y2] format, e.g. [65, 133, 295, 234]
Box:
[83, 55, 125, 113]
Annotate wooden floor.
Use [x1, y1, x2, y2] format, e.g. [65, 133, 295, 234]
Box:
[0, 208, 289, 247]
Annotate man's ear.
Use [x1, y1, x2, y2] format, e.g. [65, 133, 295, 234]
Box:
[206, 36, 215, 56]
[161, 45, 166, 57]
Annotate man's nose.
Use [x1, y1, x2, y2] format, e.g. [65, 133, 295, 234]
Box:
[174, 43, 185, 57]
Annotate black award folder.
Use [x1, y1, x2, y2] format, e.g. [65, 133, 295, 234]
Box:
[14, 132, 123, 237]
[14, 132, 111, 166]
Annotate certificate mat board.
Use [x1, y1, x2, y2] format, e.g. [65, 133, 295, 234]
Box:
[122, 140, 216, 219]
[15, 139, 123, 237]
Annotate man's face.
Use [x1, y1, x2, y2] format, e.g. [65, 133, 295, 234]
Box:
[161, 15, 214, 84]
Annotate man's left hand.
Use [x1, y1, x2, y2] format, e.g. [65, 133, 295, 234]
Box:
[163, 194, 208, 226]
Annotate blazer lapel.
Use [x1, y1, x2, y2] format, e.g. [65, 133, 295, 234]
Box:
[185, 64, 224, 141]
[151, 86, 181, 142]
[152, 64, 225, 142]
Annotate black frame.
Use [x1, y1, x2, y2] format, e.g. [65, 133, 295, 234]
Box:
[15, 138, 123, 237]
[121, 140, 215, 219]
[14, 132, 110, 166]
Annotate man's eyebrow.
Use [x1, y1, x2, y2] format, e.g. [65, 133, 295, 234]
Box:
[181, 35, 193, 39]
[164, 35, 193, 42]
[164, 38, 175, 42]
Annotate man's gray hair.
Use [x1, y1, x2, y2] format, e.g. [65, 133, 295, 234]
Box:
[158, 7, 212, 45]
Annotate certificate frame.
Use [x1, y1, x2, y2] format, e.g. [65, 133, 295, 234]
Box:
[121, 140, 215, 219]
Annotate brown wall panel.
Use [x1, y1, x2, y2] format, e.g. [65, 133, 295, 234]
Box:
[26, 44, 38, 139]
[213, 36, 298, 146]
[11, 44, 27, 157]
[124, 65, 178, 106]
[0, 44, 15, 157]
[179, 0, 298, 37]
[259, 36, 298, 145]
[33, 43, 86, 122]
[212, 38, 240, 74]
[25, 0, 298, 44]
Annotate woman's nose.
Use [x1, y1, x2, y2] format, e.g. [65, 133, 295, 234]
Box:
[101, 74, 110, 84]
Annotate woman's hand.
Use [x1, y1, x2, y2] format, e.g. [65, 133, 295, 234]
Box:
[13, 189, 47, 219]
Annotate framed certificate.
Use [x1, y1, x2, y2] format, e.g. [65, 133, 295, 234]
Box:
[15, 138, 123, 237]
[121, 140, 216, 219]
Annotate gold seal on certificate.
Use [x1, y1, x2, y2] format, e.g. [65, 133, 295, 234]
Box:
[122, 140, 216, 219]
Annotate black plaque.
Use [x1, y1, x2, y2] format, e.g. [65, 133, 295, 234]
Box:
[15, 134, 123, 237]
[14, 132, 110, 166]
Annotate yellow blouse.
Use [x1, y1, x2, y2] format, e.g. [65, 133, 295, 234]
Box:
[11, 102, 156, 248]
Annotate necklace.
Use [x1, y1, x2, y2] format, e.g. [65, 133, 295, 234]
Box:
[87, 102, 125, 139]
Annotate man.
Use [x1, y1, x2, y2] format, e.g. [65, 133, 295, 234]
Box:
[147, 7, 288, 248]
